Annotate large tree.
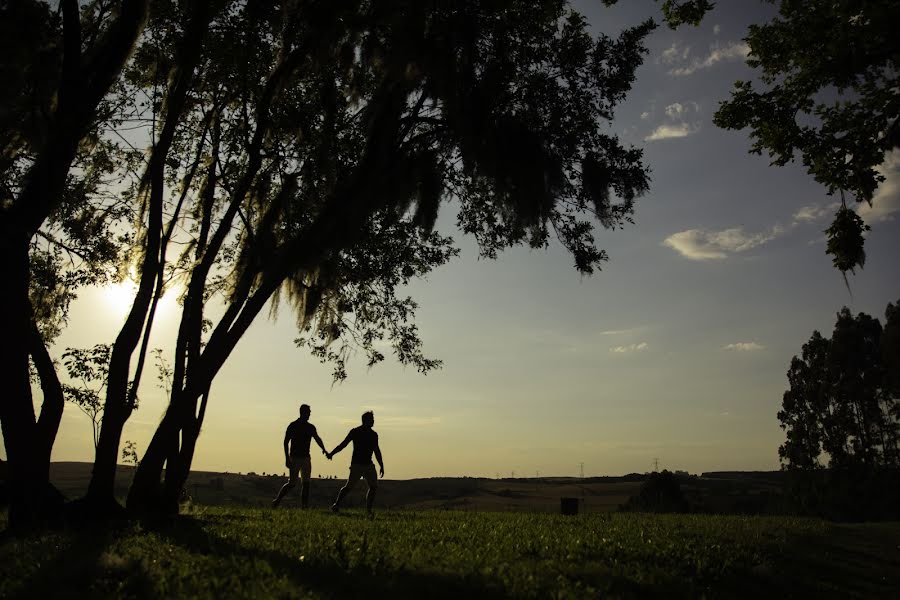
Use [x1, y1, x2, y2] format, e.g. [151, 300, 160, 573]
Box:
[0, 0, 148, 529]
[714, 0, 900, 276]
[73, 0, 714, 515]
[778, 301, 900, 470]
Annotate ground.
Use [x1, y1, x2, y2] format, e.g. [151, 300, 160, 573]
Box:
[1, 506, 898, 599]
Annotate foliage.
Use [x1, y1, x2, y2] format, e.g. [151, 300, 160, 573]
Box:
[7, 507, 887, 599]
[121, 440, 140, 466]
[778, 301, 900, 470]
[622, 470, 690, 513]
[713, 0, 900, 275]
[61, 344, 138, 450]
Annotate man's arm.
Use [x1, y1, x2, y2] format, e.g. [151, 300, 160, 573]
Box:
[283, 428, 292, 468]
[313, 428, 327, 457]
[374, 438, 384, 477]
[328, 431, 353, 458]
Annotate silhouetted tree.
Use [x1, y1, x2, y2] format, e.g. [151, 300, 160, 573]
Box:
[78, 0, 713, 516]
[714, 0, 900, 276]
[778, 301, 900, 470]
[622, 470, 690, 513]
[0, 0, 148, 529]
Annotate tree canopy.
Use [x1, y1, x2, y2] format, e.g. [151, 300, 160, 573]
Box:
[778, 301, 900, 470]
[714, 0, 900, 275]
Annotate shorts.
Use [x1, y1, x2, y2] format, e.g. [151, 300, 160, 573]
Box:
[342, 463, 378, 491]
[288, 455, 312, 484]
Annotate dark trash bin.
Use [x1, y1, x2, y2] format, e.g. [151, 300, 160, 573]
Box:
[560, 497, 579, 515]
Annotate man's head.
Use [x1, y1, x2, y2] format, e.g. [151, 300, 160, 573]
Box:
[361, 411, 374, 427]
[299, 404, 311, 419]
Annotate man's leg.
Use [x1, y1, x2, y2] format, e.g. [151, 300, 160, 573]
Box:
[332, 466, 359, 512]
[363, 464, 378, 514]
[273, 461, 300, 507]
[299, 457, 312, 508]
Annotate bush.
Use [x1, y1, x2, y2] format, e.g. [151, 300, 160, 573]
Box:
[622, 470, 690, 513]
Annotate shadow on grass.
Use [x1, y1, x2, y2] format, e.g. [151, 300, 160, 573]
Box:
[718, 523, 900, 600]
[5, 523, 157, 600]
[151, 513, 509, 599]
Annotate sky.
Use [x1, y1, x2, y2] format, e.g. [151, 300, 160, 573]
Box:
[20, 0, 900, 480]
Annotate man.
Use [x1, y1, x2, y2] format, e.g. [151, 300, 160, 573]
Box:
[328, 410, 384, 516]
[272, 404, 327, 509]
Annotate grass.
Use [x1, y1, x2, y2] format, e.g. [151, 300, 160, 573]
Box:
[1, 506, 898, 599]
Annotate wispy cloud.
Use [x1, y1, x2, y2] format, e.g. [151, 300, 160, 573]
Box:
[858, 149, 900, 223]
[793, 202, 840, 224]
[340, 416, 442, 428]
[713, 24, 721, 35]
[610, 342, 648, 354]
[663, 226, 782, 260]
[660, 42, 690, 65]
[646, 101, 701, 142]
[600, 328, 640, 336]
[723, 342, 764, 352]
[669, 42, 749, 76]
[645, 122, 699, 142]
[664, 101, 699, 119]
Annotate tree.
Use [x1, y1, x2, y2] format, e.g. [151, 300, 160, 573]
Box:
[714, 0, 900, 276]
[60, 0, 717, 516]
[60, 344, 140, 451]
[778, 301, 900, 471]
[0, 0, 149, 529]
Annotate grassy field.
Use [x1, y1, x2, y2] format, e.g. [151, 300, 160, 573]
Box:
[2, 506, 898, 599]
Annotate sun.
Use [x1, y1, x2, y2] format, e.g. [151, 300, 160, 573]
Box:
[101, 279, 179, 318]
[102, 279, 138, 315]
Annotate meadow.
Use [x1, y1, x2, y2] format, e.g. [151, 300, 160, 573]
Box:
[2, 506, 898, 599]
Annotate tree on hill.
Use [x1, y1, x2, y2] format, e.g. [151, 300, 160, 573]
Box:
[714, 0, 900, 277]
[778, 301, 900, 470]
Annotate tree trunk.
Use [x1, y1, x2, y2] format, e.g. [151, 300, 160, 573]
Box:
[0, 229, 44, 529]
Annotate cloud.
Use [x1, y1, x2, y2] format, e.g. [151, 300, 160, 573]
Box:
[640, 111, 651, 120]
[660, 42, 690, 65]
[646, 102, 701, 142]
[600, 328, 638, 336]
[340, 416, 442, 428]
[610, 342, 648, 354]
[713, 24, 721, 35]
[669, 42, 749, 76]
[723, 342, 764, 352]
[664, 101, 700, 119]
[645, 122, 699, 141]
[793, 202, 840, 223]
[663, 226, 780, 260]
[858, 149, 900, 223]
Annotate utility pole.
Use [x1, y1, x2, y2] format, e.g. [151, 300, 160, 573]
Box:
[652, 458, 660, 473]
[579, 462, 584, 478]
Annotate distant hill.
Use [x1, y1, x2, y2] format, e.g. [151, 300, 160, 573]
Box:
[43, 463, 787, 515]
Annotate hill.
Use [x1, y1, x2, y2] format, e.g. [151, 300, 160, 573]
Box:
[47, 462, 787, 514]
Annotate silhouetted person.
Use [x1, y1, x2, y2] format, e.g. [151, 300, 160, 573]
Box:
[328, 411, 384, 516]
[272, 404, 327, 508]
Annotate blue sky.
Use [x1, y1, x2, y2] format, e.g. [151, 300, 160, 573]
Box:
[38, 0, 900, 479]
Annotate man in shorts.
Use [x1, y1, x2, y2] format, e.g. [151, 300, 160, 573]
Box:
[327, 410, 384, 516]
[272, 403, 327, 509]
